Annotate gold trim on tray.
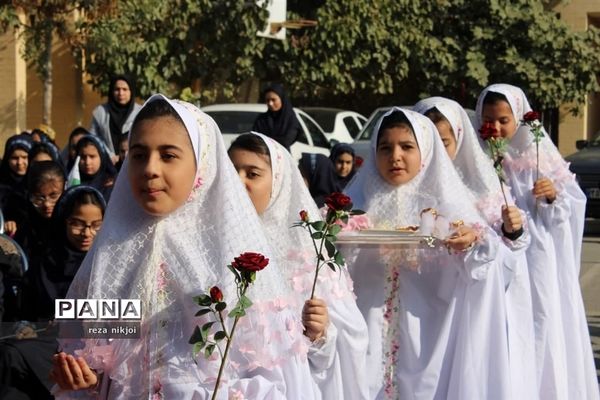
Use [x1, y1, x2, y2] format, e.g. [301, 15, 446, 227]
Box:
[336, 230, 439, 248]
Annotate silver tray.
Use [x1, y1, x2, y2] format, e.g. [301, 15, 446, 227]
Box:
[336, 230, 439, 247]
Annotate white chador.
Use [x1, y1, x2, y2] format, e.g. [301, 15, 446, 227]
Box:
[55, 96, 322, 399]
[413, 97, 537, 399]
[476, 84, 599, 400]
[344, 108, 513, 399]
[249, 132, 369, 400]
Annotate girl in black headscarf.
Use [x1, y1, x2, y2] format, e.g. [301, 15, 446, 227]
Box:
[298, 153, 343, 207]
[60, 127, 89, 171]
[252, 83, 301, 150]
[29, 142, 63, 169]
[0, 135, 33, 197]
[75, 135, 117, 202]
[329, 143, 357, 189]
[89, 75, 141, 157]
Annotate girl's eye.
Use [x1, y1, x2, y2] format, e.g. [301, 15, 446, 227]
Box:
[130, 152, 146, 161]
[161, 153, 176, 160]
[248, 171, 260, 178]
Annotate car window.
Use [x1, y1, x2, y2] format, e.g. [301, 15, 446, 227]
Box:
[343, 116, 361, 138]
[357, 115, 367, 126]
[357, 109, 388, 141]
[296, 126, 309, 144]
[303, 110, 336, 132]
[300, 115, 330, 148]
[203, 111, 260, 133]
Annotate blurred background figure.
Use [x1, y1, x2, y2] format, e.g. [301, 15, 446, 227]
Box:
[252, 83, 301, 150]
[329, 143, 357, 190]
[298, 153, 342, 207]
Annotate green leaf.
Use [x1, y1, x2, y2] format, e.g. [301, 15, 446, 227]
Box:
[240, 295, 253, 308]
[334, 251, 345, 266]
[328, 224, 342, 236]
[215, 302, 227, 312]
[340, 214, 349, 224]
[188, 325, 203, 344]
[201, 321, 215, 341]
[325, 239, 336, 258]
[227, 264, 241, 282]
[195, 308, 212, 317]
[327, 262, 337, 272]
[214, 331, 227, 341]
[228, 306, 246, 318]
[311, 231, 324, 240]
[350, 209, 366, 215]
[193, 295, 212, 307]
[193, 342, 204, 357]
[311, 221, 326, 231]
[204, 344, 216, 358]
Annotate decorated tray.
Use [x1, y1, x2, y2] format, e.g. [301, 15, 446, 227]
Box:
[336, 229, 439, 247]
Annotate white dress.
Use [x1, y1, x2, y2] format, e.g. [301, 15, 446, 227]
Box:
[414, 97, 537, 399]
[250, 132, 370, 400]
[476, 84, 599, 400]
[54, 95, 321, 399]
[344, 108, 513, 399]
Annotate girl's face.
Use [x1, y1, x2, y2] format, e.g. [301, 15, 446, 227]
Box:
[434, 120, 457, 160]
[229, 148, 272, 215]
[481, 100, 518, 139]
[113, 79, 132, 106]
[31, 179, 64, 218]
[69, 133, 85, 160]
[66, 203, 103, 252]
[9, 149, 28, 176]
[80, 144, 101, 176]
[128, 116, 196, 216]
[334, 152, 354, 178]
[376, 126, 422, 187]
[265, 91, 282, 112]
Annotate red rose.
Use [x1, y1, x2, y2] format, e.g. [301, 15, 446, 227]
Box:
[209, 286, 223, 303]
[354, 156, 364, 168]
[232, 252, 269, 273]
[479, 122, 500, 141]
[325, 192, 353, 211]
[523, 111, 540, 122]
[299, 210, 309, 223]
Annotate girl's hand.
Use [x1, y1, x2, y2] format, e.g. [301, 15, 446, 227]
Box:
[302, 298, 329, 342]
[4, 221, 17, 236]
[444, 226, 478, 252]
[533, 178, 556, 203]
[501, 205, 523, 233]
[50, 352, 98, 391]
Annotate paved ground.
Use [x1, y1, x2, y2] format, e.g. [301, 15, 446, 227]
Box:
[582, 220, 600, 382]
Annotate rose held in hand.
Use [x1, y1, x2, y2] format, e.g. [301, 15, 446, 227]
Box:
[299, 210, 309, 223]
[523, 111, 540, 122]
[325, 192, 353, 212]
[232, 252, 269, 272]
[479, 122, 500, 141]
[209, 286, 223, 303]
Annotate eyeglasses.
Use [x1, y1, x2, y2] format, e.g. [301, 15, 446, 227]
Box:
[30, 192, 62, 207]
[67, 219, 103, 234]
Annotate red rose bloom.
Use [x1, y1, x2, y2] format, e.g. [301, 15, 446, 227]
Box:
[299, 210, 309, 223]
[523, 111, 540, 122]
[232, 252, 269, 273]
[354, 156, 364, 168]
[209, 286, 223, 303]
[325, 192, 353, 211]
[479, 122, 500, 141]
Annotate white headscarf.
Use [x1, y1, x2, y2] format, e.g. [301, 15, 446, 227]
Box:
[59, 96, 313, 399]
[344, 107, 484, 230]
[414, 97, 512, 225]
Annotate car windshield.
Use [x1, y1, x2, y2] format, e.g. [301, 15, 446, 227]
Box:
[356, 109, 389, 141]
[203, 111, 260, 134]
[302, 109, 336, 132]
[591, 133, 600, 147]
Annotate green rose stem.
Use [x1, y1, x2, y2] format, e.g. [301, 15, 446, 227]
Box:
[211, 282, 248, 400]
[307, 223, 328, 300]
[489, 138, 509, 208]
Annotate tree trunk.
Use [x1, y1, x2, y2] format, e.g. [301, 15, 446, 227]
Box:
[42, 27, 52, 125]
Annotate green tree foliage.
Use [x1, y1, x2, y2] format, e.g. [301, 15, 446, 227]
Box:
[267, 0, 600, 112]
[81, 0, 268, 102]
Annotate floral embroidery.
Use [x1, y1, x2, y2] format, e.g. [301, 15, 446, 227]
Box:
[382, 262, 401, 399]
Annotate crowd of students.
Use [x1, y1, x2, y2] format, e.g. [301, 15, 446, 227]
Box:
[0, 82, 597, 399]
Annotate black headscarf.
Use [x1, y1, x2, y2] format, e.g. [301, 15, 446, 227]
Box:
[329, 143, 357, 189]
[22, 186, 106, 322]
[299, 153, 343, 207]
[75, 135, 117, 202]
[252, 83, 300, 150]
[107, 75, 137, 152]
[0, 135, 33, 196]
[28, 142, 64, 172]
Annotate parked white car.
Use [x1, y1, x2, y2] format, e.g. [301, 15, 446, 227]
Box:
[301, 107, 367, 144]
[201, 103, 331, 161]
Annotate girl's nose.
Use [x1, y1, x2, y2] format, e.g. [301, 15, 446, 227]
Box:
[143, 156, 160, 178]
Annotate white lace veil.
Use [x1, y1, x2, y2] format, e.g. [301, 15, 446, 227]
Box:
[414, 97, 511, 224]
[344, 107, 484, 230]
[60, 95, 309, 397]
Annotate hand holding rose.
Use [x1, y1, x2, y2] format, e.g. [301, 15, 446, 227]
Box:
[50, 352, 98, 391]
[501, 205, 523, 233]
[302, 298, 329, 342]
[533, 178, 556, 203]
[445, 226, 478, 252]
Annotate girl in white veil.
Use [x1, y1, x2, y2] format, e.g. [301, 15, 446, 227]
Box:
[414, 97, 537, 399]
[50, 95, 319, 399]
[227, 132, 369, 400]
[475, 84, 598, 400]
[344, 108, 512, 399]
